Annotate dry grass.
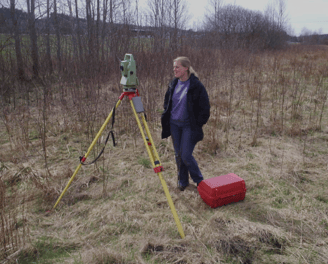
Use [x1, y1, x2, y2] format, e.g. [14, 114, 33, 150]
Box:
[1, 45, 328, 263]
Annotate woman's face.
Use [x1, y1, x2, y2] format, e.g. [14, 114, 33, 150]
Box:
[173, 60, 188, 81]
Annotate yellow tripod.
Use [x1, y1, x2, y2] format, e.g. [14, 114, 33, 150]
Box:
[53, 88, 185, 239]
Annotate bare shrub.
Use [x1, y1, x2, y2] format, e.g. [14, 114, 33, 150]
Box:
[0, 179, 29, 260]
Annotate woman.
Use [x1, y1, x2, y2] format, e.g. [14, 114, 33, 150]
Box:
[161, 57, 210, 191]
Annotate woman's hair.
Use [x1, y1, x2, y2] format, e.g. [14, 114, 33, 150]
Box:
[174, 56, 198, 78]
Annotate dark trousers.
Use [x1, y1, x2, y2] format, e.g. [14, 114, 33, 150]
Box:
[170, 120, 203, 187]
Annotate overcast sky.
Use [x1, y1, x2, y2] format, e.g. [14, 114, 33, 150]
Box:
[140, 0, 328, 36]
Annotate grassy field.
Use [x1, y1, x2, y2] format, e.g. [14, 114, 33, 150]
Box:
[1, 45, 328, 263]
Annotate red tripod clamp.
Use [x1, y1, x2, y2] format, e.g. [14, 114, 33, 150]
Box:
[154, 166, 164, 173]
[119, 89, 140, 101]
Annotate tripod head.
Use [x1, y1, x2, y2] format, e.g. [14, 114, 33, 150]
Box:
[120, 54, 139, 92]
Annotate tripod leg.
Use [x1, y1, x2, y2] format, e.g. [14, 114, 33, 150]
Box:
[130, 101, 185, 239]
[141, 114, 161, 163]
[53, 99, 122, 209]
[129, 101, 156, 166]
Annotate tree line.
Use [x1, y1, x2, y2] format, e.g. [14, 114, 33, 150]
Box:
[0, 0, 295, 85]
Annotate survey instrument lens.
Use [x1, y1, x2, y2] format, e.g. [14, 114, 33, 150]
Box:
[120, 53, 139, 91]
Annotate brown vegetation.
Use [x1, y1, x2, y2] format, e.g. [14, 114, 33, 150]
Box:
[0, 44, 328, 263]
[1, 0, 328, 262]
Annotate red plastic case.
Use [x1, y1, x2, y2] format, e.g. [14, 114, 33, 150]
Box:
[197, 173, 246, 208]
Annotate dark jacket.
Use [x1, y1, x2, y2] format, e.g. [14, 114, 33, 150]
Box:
[161, 74, 210, 142]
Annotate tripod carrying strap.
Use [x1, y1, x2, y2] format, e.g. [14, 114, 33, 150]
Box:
[80, 106, 116, 166]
